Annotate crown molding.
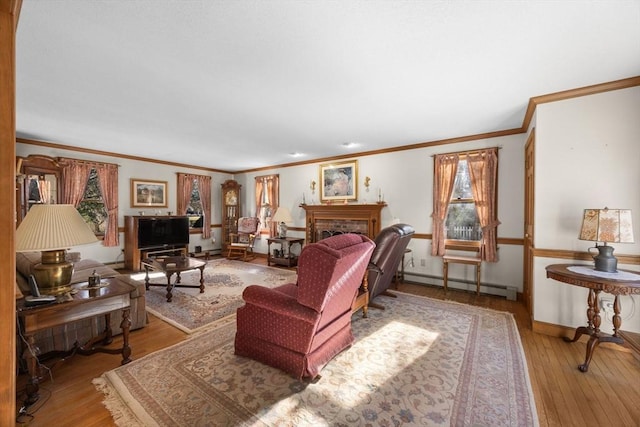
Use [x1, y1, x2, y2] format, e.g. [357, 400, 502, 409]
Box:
[521, 75, 640, 133]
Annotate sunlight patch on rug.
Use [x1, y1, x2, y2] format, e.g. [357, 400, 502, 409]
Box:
[94, 293, 538, 426]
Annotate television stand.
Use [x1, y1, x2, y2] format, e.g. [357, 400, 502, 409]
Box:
[141, 246, 188, 261]
[124, 215, 191, 271]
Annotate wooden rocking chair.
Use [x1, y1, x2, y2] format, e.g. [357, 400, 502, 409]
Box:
[227, 217, 260, 261]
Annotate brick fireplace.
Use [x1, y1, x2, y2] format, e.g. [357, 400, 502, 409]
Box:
[300, 203, 387, 243]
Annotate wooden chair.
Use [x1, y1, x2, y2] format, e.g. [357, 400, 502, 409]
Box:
[227, 217, 260, 261]
[442, 253, 482, 295]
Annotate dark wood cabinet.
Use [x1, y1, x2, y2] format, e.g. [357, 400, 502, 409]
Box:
[221, 180, 241, 254]
[267, 237, 304, 267]
[124, 215, 189, 271]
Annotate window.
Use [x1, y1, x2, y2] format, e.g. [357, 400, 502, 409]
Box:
[77, 168, 107, 235]
[255, 174, 279, 235]
[186, 179, 204, 228]
[432, 148, 499, 261]
[445, 159, 481, 241]
[176, 173, 211, 238]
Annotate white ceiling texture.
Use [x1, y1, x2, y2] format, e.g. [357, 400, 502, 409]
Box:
[15, 1, 640, 172]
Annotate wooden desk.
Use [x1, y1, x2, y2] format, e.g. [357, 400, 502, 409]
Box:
[16, 277, 132, 405]
[267, 237, 304, 267]
[546, 263, 640, 372]
[443, 255, 482, 295]
[142, 256, 206, 302]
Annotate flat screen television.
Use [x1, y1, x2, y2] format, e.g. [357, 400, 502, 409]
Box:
[138, 217, 190, 248]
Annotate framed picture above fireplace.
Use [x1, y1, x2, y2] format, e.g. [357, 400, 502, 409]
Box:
[320, 160, 358, 203]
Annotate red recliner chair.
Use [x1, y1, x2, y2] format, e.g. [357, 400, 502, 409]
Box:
[234, 233, 375, 380]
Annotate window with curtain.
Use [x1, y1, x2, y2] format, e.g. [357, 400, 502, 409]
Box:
[77, 168, 107, 235]
[60, 158, 119, 246]
[177, 173, 212, 239]
[255, 174, 279, 236]
[431, 147, 500, 262]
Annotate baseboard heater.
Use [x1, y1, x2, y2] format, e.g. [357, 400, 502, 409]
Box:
[403, 271, 518, 301]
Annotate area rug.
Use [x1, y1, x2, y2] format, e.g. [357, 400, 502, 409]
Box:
[94, 293, 538, 426]
[138, 258, 297, 334]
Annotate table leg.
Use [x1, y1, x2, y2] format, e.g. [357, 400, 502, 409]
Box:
[23, 334, 41, 406]
[120, 308, 132, 365]
[144, 266, 151, 290]
[102, 312, 113, 345]
[165, 273, 175, 302]
[443, 261, 449, 294]
[612, 295, 622, 337]
[565, 289, 607, 373]
[198, 266, 205, 293]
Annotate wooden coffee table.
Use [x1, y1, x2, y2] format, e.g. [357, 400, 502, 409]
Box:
[142, 256, 207, 302]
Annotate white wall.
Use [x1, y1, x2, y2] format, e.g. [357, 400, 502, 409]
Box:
[16, 143, 232, 264]
[242, 132, 526, 297]
[533, 86, 640, 334]
[18, 130, 527, 298]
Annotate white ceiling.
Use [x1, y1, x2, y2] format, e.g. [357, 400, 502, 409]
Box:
[15, 1, 640, 172]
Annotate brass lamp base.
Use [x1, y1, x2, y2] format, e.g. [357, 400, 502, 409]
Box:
[32, 249, 74, 295]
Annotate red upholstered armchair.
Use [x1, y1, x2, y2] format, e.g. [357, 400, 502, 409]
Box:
[235, 233, 375, 380]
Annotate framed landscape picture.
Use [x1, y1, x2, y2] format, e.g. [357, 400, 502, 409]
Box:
[131, 179, 168, 208]
[320, 160, 358, 203]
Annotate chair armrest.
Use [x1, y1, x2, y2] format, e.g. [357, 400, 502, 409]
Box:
[242, 285, 319, 324]
[367, 261, 383, 275]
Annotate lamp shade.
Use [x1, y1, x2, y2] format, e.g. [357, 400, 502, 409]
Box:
[16, 204, 98, 252]
[272, 206, 293, 224]
[579, 208, 634, 244]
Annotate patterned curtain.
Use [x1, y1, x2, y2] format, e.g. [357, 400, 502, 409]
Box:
[95, 163, 119, 246]
[431, 153, 459, 256]
[177, 173, 211, 239]
[467, 148, 501, 262]
[61, 161, 92, 206]
[176, 173, 194, 218]
[255, 174, 279, 237]
[255, 178, 264, 221]
[196, 175, 211, 239]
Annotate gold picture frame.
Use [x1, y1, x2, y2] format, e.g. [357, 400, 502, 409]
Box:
[131, 179, 168, 208]
[319, 160, 358, 203]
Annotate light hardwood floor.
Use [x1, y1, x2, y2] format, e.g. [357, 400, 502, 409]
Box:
[15, 258, 640, 426]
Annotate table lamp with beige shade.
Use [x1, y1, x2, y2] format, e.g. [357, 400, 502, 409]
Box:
[579, 207, 634, 273]
[272, 206, 293, 238]
[15, 204, 98, 295]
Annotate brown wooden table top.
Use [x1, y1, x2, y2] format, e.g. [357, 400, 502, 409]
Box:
[16, 277, 133, 333]
[545, 263, 640, 296]
[141, 255, 206, 273]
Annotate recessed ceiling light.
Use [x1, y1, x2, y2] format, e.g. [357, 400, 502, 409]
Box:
[342, 142, 359, 148]
[289, 152, 304, 158]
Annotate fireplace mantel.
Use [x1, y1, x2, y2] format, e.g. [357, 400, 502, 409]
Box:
[300, 203, 387, 243]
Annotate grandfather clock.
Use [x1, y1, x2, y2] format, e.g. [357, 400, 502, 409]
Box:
[221, 179, 241, 254]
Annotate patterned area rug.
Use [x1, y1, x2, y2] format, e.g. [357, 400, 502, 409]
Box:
[94, 293, 538, 426]
[139, 258, 297, 333]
